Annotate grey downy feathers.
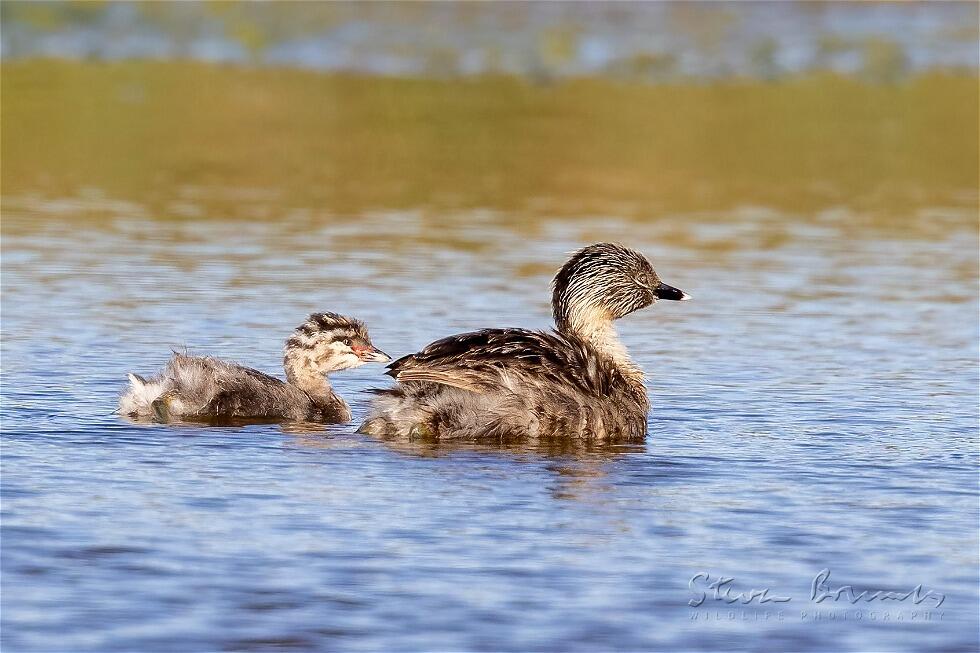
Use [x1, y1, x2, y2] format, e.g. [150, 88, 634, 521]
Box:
[119, 313, 389, 424]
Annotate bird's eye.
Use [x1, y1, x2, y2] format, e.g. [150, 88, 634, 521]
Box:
[343, 338, 352, 346]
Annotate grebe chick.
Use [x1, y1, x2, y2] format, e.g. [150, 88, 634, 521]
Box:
[119, 313, 390, 423]
[360, 243, 689, 442]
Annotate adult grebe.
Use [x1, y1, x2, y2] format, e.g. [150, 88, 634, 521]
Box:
[120, 313, 389, 423]
[360, 243, 689, 442]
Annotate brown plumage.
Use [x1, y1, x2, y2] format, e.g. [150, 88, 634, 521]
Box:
[360, 243, 690, 442]
[119, 313, 390, 424]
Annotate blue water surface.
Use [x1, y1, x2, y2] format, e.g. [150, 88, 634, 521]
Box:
[1, 202, 977, 652]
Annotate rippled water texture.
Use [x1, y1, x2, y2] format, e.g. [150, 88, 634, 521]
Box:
[2, 61, 978, 652]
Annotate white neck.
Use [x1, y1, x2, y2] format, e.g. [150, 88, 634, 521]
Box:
[561, 307, 644, 383]
[579, 321, 642, 379]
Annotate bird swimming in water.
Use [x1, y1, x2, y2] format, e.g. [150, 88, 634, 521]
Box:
[360, 243, 689, 442]
[119, 313, 390, 424]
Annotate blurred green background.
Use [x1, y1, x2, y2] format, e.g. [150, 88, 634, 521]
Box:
[2, 1, 977, 225]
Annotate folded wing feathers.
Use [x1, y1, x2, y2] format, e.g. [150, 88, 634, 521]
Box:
[392, 369, 488, 392]
[387, 328, 611, 396]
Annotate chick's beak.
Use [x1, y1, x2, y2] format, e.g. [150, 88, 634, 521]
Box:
[355, 345, 391, 363]
[655, 282, 691, 301]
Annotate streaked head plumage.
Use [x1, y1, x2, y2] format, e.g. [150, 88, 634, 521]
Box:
[284, 312, 389, 377]
[552, 243, 688, 332]
[287, 313, 369, 350]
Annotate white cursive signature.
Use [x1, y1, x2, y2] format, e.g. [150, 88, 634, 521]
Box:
[810, 569, 945, 608]
[688, 572, 793, 607]
[688, 570, 947, 609]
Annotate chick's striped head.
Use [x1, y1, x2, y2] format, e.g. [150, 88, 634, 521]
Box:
[284, 312, 390, 374]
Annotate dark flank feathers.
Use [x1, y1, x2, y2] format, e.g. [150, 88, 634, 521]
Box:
[365, 328, 650, 442]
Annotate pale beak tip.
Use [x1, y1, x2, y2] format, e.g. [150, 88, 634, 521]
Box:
[357, 346, 391, 363]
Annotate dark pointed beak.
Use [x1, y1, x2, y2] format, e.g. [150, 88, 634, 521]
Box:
[655, 282, 691, 301]
[357, 345, 392, 363]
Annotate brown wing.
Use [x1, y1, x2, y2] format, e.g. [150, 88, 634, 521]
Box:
[386, 329, 616, 396]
